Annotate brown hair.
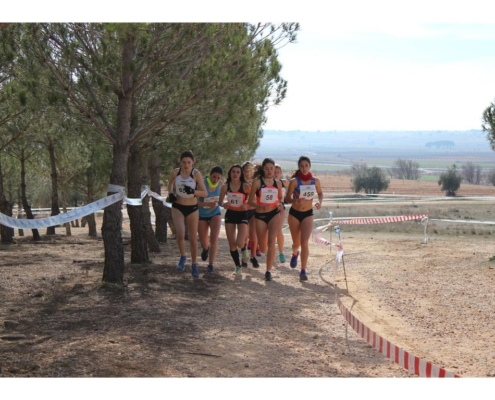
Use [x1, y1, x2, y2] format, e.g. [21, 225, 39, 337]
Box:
[290, 156, 312, 178]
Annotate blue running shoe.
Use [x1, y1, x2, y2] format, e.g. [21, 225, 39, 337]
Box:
[234, 266, 242, 275]
[207, 265, 215, 274]
[300, 270, 308, 281]
[176, 255, 186, 271]
[290, 251, 299, 268]
[191, 263, 199, 278]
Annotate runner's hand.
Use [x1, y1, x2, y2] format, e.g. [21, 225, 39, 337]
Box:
[183, 186, 195, 195]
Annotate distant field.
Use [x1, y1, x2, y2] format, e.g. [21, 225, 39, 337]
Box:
[315, 173, 495, 197]
[255, 146, 495, 174]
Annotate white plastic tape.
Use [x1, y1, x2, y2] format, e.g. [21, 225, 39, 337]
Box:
[0, 184, 172, 230]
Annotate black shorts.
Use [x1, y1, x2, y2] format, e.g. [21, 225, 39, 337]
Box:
[225, 209, 248, 225]
[172, 202, 199, 218]
[199, 212, 221, 222]
[255, 208, 280, 224]
[246, 209, 256, 220]
[288, 207, 313, 223]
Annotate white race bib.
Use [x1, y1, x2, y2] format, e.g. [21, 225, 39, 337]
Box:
[204, 196, 219, 203]
[260, 187, 278, 204]
[176, 183, 195, 198]
[227, 192, 245, 208]
[203, 196, 219, 207]
[299, 185, 316, 200]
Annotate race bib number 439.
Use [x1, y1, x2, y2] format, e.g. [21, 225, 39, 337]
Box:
[299, 185, 316, 200]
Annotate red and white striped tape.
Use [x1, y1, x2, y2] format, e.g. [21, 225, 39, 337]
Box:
[335, 295, 460, 378]
[336, 214, 428, 225]
[312, 214, 429, 245]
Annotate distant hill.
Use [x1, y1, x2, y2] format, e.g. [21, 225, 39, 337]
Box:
[254, 130, 495, 173]
[258, 130, 491, 151]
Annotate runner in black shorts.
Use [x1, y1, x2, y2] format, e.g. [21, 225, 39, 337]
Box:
[219, 164, 251, 275]
[284, 156, 323, 282]
[198, 166, 223, 274]
[274, 164, 289, 264]
[247, 158, 284, 282]
[242, 161, 259, 268]
[167, 150, 208, 278]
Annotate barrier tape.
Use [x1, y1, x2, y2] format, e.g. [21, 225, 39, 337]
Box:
[335, 295, 460, 378]
[312, 214, 429, 244]
[311, 212, 458, 377]
[332, 214, 428, 225]
[0, 185, 172, 230]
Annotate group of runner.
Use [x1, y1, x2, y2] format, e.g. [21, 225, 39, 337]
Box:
[167, 151, 323, 282]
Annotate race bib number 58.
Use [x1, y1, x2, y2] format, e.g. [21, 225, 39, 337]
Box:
[260, 187, 278, 204]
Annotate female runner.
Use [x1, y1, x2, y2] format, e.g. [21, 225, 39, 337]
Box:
[242, 161, 259, 268]
[198, 166, 223, 274]
[284, 156, 323, 281]
[167, 150, 208, 278]
[219, 164, 251, 275]
[247, 158, 284, 281]
[274, 164, 289, 263]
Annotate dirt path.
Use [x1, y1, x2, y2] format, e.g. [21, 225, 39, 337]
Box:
[0, 229, 411, 377]
[1, 203, 494, 377]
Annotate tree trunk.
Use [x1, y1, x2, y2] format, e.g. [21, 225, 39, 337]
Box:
[142, 156, 159, 253]
[102, 143, 128, 284]
[60, 183, 72, 236]
[46, 138, 60, 235]
[127, 146, 149, 263]
[0, 159, 14, 243]
[85, 166, 97, 237]
[101, 34, 134, 284]
[17, 188, 23, 237]
[150, 151, 168, 243]
[20, 150, 40, 241]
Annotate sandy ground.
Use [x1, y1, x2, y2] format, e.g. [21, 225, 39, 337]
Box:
[1, 175, 494, 379]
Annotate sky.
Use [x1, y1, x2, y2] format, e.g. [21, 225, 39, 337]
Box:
[6, 0, 495, 133]
[262, 2, 495, 132]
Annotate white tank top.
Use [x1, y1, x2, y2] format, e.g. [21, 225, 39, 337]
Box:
[174, 168, 196, 198]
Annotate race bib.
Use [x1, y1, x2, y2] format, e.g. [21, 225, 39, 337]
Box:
[260, 187, 278, 204]
[203, 196, 219, 207]
[227, 192, 245, 208]
[204, 196, 219, 203]
[299, 185, 316, 200]
[177, 183, 195, 198]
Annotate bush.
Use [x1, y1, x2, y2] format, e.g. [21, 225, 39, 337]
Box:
[438, 164, 462, 196]
[351, 163, 390, 194]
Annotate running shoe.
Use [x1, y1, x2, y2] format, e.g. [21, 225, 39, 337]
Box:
[191, 263, 199, 278]
[234, 266, 242, 275]
[241, 249, 249, 264]
[176, 255, 187, 271]
[250, 257, 260, 268]
[290, 251, 299, 269]
[242, 261, 248, 268]
[299, 270, 308, 281]
[207, 265, 215, 274]
[279, 253, 286, 263]
[201, 247, 209, 262]
[265, 271, 272, 281]
[256, 249, 261, 257]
